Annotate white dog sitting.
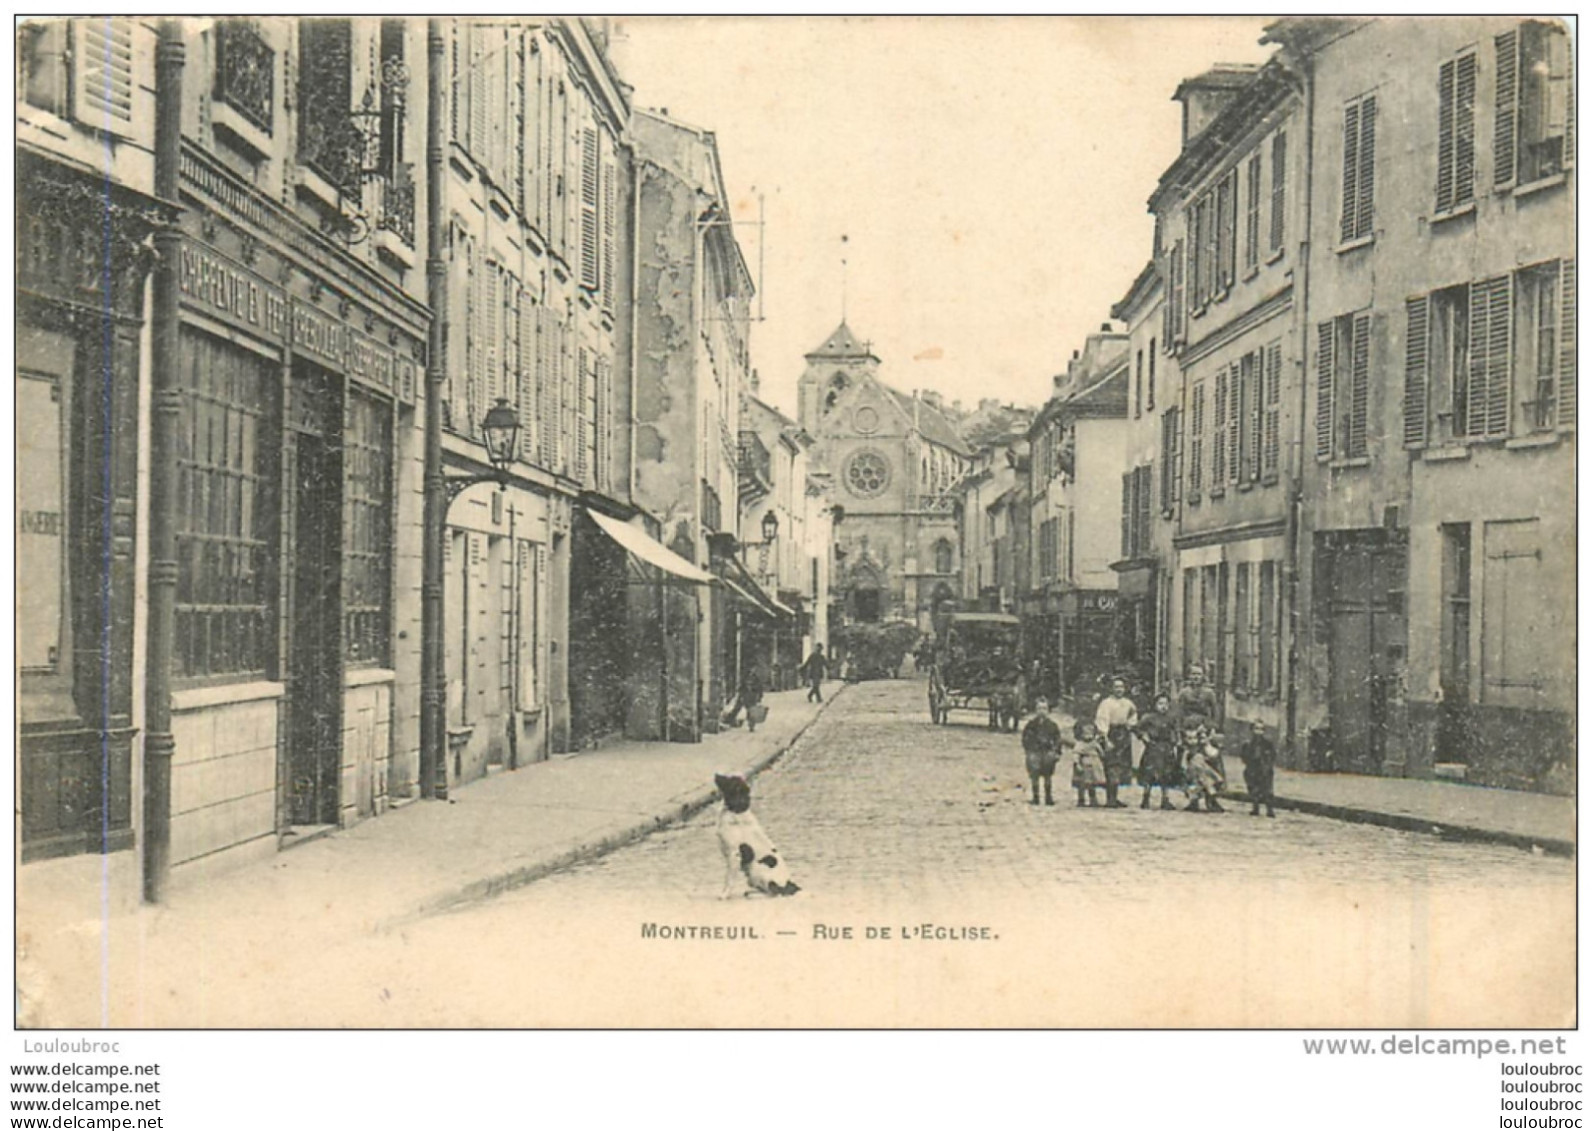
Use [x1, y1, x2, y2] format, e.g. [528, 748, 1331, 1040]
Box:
[714, 773, 800, 899]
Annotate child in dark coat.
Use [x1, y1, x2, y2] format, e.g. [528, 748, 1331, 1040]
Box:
[1238, 719, 1278, 818]
[1021, 698, 1064, 806]
[1134, 692, 1181, 810]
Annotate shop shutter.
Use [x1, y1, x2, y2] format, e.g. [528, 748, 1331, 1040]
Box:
[1403, 295, 1430, 447]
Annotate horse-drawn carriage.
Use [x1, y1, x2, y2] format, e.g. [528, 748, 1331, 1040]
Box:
[927, 613, 1025, 731]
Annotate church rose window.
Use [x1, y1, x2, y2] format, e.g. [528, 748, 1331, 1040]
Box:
[845, 449, 891, 497]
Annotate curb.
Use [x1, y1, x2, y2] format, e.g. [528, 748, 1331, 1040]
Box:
[386, 686, 845, 929]
[1228, 789, 1575, 858]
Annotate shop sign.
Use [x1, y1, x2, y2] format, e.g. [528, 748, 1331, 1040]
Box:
[1078, 591, 1119, 613]
[290, 299, 417, 405]
[178, 239, 288, 343]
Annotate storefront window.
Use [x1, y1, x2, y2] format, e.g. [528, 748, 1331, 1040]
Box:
[344, 386, 393, 666]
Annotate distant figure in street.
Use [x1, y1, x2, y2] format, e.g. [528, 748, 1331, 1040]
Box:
[722, 665, 766, 732]
[1176, 664, 1220, 730]
[1134, 692, 1181, 810]
[1094, 677, 1138, 809]
[1021, 698, 1064, 806]
[1070, 720, 1107, 808]
[799, 644, 828, 703]
[1238, 719, 1278, 818]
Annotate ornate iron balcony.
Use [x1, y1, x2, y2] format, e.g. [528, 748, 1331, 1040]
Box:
[214, 19, 275, 135]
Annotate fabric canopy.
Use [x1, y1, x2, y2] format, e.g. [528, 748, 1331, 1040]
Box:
[586, 510, 715, 584]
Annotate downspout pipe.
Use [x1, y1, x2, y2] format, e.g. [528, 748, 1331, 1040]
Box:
[1284, 49, 1315, 765]
[420, 20, 449, 799]
[143, 19, 185, 903]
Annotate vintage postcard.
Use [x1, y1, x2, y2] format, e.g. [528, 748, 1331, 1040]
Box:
[15, 15, 1574, 1033]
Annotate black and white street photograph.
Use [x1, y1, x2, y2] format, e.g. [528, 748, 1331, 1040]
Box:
[13, 11, 1576, 1055]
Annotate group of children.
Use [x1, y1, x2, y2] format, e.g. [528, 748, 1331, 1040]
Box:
[1020, 683, 1277, 817]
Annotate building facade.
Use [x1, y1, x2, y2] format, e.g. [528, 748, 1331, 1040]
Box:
[1150, 57, 1309, 743]
[1024, 330, 1131, 707]
[797, 322, 971, 634]
[631, 108, 757, 739]
[1275, 17, 1574, 788]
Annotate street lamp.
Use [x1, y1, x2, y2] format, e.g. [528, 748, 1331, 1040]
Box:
[760, 510, 779, 544]
[443, 397, 520, 503]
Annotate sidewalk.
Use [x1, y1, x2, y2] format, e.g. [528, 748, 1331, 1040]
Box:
[1054, 710, 1574, 857]
[18, 683, 841, 1028]
[1247, 767, 1575, 856]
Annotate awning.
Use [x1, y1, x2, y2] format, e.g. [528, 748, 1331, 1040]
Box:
[586, 510, 715, 584]
[719, 559, 794, 621]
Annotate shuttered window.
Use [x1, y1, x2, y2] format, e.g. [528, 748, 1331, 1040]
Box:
[1212, 367, 1228, 487]
[1188, 382, 1205, 498]
[1317, 312, 1372, 459]
[580, 127, 600, 291]
[1244, 151, 1262, 274]
[1228, 357, 1244, 485]
[1559, 259, 1576, 427]
[1498, 22, 1574, 188]
[1161, 406, 1182, 510]
[1262, 341, 1282, 480]
[1340, 94, 1377, 244]
[1242, 350, 1262, 483]
[1511, 259, 1576, 433]
[1466, 275, 1511, 439]
[73, 18, 135, 137]
[1435, 51, 1477, 213]
[1404, 295, 1430, 447]
[1269, 130, 1287, 253]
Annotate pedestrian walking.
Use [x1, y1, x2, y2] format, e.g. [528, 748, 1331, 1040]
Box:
[722, 664, 766, 732]
[1070, 720, 1107, 808]
[799, 644, 828, 703]
[1134, 692, 1181, 810]
[1238, 719, 1278, 818]
[1094, 676, 1137, 809]
[1021, 698, 1064, 806]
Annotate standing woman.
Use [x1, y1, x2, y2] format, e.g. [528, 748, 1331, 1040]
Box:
[1094, 676, 1138, 809]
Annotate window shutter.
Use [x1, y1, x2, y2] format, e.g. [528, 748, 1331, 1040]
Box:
[601, 154, 616, 304]
[1161, 410, 1175, 509]
[1483, 276, 1512, 438]
[535, 307, 551, 466]
[1349, 313, 1371, 458]
[575, 346, 590, 484]
[1136, 465, 1152, 553]
[73, 18, 135, 137]
[1121, 473, 1132, 558]
[1454, 52, 1477, 206]
[470, 24, 487, 157]
[1189, 383, 1205, 495]
[1228, 360, 1243, 485]
[1172, 407, 1184, 503]
[1213, 368, 1228, 485]
[518, 290, 536, 462]
[1246, 353, 1264, 481]
[1495, 29, 1520, 187]
[1565, 43, 1575, 170]
[1269, 130, 1286, 252]
[1316, 320, 1335, 459]
[560, 325, 574, 474]
[1263, 341, 1282, 477]
[1466, 281, 1490, 437]
[1403, 295, 1430, 447]
[1559, 259, 1576, 427]
[1356, 96, 1377, 240]
[580, 127, 600, 291]
[1340, 102, 1361, 244]
[469, 239, 484, 436]
[1437, 59, 1456, 212]
[485, 263, 500, 409]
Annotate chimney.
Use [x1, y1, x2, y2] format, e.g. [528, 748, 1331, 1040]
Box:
[1172, 64, 1260, 147]
[750, 368, 761, 397]
[1101, 322, 1113, 333]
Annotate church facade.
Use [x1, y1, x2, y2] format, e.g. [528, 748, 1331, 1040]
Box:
[797, 323, 972, 634]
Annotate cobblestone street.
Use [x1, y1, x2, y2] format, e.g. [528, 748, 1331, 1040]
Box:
[511, 677, 1573, 901]
[365, 679, 1572, 1028]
